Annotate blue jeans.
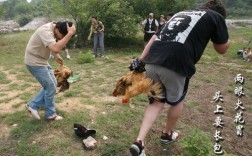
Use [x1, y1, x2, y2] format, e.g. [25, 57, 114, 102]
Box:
[93, 32, 104, 56]
[26, 65, 57, 116]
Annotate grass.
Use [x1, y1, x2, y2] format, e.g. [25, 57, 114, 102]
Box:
[179, 127, 213, 156]
[0, 27, 252, 156]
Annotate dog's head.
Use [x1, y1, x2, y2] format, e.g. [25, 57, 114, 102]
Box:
[243, 47, 251, 55]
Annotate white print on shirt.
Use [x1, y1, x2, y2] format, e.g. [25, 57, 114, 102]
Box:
[156, 11, 206, 43]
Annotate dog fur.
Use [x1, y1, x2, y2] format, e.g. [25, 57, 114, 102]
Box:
[243, 47, 252, 62]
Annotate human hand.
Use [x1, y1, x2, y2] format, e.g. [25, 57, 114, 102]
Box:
[55, 55, 64, 66]
[128, 58, 145, 72]
[67, 22, 76, 36]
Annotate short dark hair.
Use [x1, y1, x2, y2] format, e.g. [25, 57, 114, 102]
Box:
[92, 16, 97, 20]
[55, 21, 73, 36]
[166, 12, 175, 17]
[199, 0, 227, 18]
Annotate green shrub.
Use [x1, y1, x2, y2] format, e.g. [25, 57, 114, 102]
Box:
[76, 52, 94, 64]
[179, 128, 212, 156]
[17, 16, 32, 27]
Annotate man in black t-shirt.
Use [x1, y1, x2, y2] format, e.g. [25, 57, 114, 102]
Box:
[130, 0, 230, 155]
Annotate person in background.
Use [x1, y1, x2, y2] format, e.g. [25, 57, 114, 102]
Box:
[165, 12, 175, 22]
[142, 13, 159, 47]
[63, 47, 71, 59]
[24, 21, 76, 121]
[158, 15, 166, 30]
[129, 0, 229, 155]
[87, 16, 105, 58]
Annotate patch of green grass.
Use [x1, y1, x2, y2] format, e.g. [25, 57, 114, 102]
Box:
[190, 83, 201, 89]
[0, 71, 11, 84]
[76, 52, 94, 64]
[19, 92, 33, 101]
[9, 82, 31, 91]
[12, 102, 24, 108]
[185, 101, 199, 109]
[54, 96, 64, 103]
[100, 142, 127, 156]
[63, 90, 81, 97]
[0, 92, 6, 97]
[179, 128, 212, 156]
[16, 141, 43, 156]
[0, 95, 20, 104]
[226, 86, 235, 94]
[3, 111, 28, 124]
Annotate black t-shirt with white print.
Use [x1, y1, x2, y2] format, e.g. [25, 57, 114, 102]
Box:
[144, 9, 229, 78]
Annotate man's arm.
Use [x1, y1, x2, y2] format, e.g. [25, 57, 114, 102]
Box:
[140, 35, 157, 60]
[88, 26, 93, 40]
[213, 42, 230, 54]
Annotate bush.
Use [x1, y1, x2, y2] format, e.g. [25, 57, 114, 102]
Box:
[76, 52, 94, 64]
[17, 16, 32, 27]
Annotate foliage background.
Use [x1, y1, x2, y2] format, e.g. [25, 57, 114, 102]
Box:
[2, 0, 251, 48]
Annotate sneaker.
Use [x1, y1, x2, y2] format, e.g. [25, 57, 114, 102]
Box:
[46, 114, 63, 121]
[66, 55, 71, 59]
[160, 131, 179, 144]
[26, 104, 41, 120]
[130, 140, 145, 156]
[101, 55, 105, 58]
[93, 54, 97, 58]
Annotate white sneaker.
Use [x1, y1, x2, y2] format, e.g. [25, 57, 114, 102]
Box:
[26, 104, 41, 120]
[46, 114, 63, 121]
[67, 55, 71, 59]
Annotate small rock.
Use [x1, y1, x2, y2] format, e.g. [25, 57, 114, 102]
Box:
[102, 135, 108, 140]
[83, 136, 97, 149]
[12, 124, 18, 127]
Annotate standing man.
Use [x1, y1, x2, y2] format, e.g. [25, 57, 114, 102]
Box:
[24, 21, 76, 121]
[130, 0, 229, 155]
[142, 13, 159, 47]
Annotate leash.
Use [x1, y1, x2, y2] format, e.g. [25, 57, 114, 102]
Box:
[248, 39, 252, 46]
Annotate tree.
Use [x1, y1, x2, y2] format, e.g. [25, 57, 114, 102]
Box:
[42, 0, 140, 47]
